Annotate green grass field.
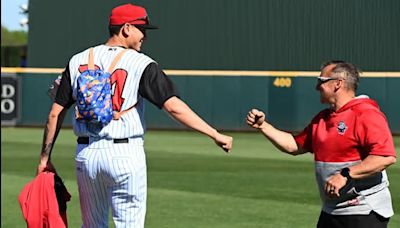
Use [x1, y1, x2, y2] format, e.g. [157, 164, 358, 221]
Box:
[2, 128, 399, 227]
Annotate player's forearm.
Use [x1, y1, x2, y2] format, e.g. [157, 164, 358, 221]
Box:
[40, 117, 57, 163]
[39, 103, 66, 163]
[163, 97, 217, 139]
[347, 155, 396, 179]
[258, 122, 302, 155]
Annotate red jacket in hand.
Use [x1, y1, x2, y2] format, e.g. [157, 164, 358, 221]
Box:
[18, 172, 71, 228]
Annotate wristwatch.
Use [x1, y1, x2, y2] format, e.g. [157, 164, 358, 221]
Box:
[340, 167, 352, 182]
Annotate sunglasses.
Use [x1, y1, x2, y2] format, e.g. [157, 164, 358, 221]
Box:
[135, 25, 147, 36]
[316, 76, 343, 83]
[127, 24, 147, 37]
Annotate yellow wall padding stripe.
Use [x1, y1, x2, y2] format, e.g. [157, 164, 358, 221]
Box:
[1, 67, 65, 74]
[1, 67, 400, 78]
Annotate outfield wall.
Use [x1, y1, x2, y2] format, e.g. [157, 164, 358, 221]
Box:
[27, 0, 400, 72]
[1, 68, 399, 133]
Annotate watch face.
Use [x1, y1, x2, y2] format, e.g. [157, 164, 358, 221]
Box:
[341, 168, 351, 178]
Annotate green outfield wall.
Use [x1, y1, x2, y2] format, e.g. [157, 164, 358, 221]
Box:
[1, 68, 399, 133]
[27, 0, 399, 71]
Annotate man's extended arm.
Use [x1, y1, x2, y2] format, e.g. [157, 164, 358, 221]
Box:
[163, 96, 233, 153]
[246, 108, 307, 155]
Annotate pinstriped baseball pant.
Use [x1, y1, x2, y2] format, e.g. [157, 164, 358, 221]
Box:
[75, 137, 147, 228]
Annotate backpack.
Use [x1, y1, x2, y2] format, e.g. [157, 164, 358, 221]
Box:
[75, 47, 127, 126]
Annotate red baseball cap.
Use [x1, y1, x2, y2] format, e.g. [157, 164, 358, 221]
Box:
[109, 4, 158, 29]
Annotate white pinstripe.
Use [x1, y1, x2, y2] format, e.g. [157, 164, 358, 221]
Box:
[75, 138, 146, 228]
[69, 45, 153, 227]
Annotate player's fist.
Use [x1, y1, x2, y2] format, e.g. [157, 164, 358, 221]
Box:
[246, 109, 265, 129]
[37, 160, 56, 175]
[214, 133, 233, 153]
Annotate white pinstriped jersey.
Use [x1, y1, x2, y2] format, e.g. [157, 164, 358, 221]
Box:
[68, 45, 154, 138]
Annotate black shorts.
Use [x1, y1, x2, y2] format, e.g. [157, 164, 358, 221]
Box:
[317, 210, 390, 228]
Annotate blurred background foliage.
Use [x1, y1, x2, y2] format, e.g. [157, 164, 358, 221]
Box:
[1, 25, 27, 46]
[1, 25, 28, 67]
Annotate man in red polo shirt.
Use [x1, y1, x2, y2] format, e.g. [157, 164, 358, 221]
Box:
[246, 60, 396, 228]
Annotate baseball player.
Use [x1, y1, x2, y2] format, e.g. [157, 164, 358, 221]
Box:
[246, 61, 396, 228]
[37, 3, 233, 228]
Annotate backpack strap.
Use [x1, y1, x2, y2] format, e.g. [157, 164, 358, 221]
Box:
[108, 48, 132, 120]
[107, 49, 129, 73]
[88, 48, 95, 70]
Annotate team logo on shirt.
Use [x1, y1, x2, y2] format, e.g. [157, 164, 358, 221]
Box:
[337, 121, 347, 135]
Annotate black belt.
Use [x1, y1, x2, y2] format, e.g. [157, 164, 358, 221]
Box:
[77, 137, 129, 144]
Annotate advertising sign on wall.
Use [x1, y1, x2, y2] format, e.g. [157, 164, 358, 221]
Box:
[1, 73, 20, 126]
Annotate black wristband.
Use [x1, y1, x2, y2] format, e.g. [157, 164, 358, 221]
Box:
[340, 167, 352, 182]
